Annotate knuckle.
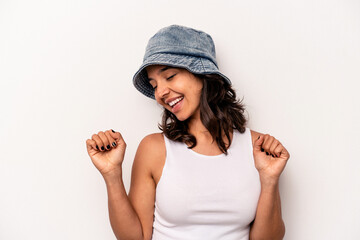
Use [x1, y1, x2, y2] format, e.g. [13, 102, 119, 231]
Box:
[119, 137, 126, 145]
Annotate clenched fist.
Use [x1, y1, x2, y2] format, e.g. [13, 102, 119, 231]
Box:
[86, 129, 126, 177]
[253, 134, 290, 182]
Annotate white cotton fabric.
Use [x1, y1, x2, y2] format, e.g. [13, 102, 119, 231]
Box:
[152, 127, 261, 240]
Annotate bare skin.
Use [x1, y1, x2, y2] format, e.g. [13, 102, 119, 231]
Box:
[86, 65, 290, 240]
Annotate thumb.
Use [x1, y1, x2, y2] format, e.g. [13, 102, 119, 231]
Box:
[253, 135, 264, 152]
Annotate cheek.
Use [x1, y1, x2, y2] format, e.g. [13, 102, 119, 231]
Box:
[185, 79, 202, 93]
[192, 82, 203, 98]
[172, 81, 186, 92]
[193, 77, 203, 93]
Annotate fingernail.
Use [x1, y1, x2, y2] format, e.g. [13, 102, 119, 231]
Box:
[106, 144, 110, 150]
[266, 152, 269, 155]
[271, 154, 274, 157]
[112, 142, 116, 147]
[257, 136, 260, 140]
[261, 148, 264, 152]
[96, 145, 99, 150]
[101, 146, 105, 151]
[111, 129, 115, 133]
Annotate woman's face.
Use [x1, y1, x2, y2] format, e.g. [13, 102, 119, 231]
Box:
[146, 65, 203, 121]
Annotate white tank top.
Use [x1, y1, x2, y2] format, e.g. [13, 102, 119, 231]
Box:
[152, 127, 261, 240]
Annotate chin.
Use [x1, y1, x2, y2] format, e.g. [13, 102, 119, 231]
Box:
[174, 115, 187, 122]
[172, 113, 189, 122]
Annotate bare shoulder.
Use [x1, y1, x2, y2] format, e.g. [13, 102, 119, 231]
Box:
[138, 133, 165, 159]
[140, 132, 165, 149]
[249, 129, 264, 146]
[136, 132, 165, 175]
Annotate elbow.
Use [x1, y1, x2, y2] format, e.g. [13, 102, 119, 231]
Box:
[273, 220, 286, 240]
[279, 220, 286, 239]
[277, 220, 287, 240]
[250, 220, 285, 240]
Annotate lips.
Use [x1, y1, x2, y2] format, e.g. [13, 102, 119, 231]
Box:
[171, 97, 183, 113]
[168, 97, 184, 107]
[165, 96, 183, 105]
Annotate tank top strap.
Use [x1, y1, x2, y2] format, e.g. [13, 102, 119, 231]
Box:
[162, 133, 185, 160]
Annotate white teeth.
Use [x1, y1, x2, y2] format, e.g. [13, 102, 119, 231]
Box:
[168, 97, 183, 107]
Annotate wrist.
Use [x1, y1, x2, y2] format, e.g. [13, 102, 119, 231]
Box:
[102, 168, 123, 183]
[259, 175, 280, 189]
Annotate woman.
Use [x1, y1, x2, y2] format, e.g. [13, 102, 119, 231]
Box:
[86, 25, 290, 240]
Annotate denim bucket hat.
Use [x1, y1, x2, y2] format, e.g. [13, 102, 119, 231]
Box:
[132, 24, 231, 99]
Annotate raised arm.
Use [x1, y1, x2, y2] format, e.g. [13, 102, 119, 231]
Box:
[249, 131, 290, 240]
[86, 130, 158, 240]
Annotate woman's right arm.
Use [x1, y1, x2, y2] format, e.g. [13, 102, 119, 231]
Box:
[86, 130, 156, 240]
[103, 169, 144, 240]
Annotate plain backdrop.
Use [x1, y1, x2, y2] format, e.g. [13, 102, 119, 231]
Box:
[1, 0, 359, 239]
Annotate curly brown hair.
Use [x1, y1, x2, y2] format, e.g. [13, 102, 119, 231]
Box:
[158, 74, 248, 155]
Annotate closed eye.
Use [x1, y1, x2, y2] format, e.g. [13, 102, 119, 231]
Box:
[152, 74, 177, 90]
[167, 74, 176, 80]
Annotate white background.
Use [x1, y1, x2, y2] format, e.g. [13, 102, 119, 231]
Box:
[1, 0, 359, 239]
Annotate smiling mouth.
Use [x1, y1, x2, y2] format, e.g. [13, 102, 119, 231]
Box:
[168, 96, 184, 107]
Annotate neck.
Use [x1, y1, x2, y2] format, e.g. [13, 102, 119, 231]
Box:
[186, 109, 233, 145]
[187, 110, 210, 139]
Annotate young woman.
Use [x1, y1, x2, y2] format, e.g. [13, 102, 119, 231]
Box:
[86, 25, 290, 240]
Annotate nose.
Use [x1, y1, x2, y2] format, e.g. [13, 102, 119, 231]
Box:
[156, 81, 170, 99]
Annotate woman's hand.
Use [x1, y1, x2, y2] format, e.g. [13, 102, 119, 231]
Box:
[253, 134, 290, 183]
[86, 129, 126, 177]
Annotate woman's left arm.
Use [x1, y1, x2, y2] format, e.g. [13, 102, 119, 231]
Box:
[249, 133, 290, 240]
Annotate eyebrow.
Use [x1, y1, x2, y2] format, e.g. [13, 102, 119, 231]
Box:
[148, 66, 175, 81]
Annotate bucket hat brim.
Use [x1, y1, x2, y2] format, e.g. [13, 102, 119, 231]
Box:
[133, 52, 231, 100]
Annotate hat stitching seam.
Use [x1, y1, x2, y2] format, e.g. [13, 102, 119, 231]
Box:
[144, 52, 218, 69]
[146, 45, 213, 55]
[147, 45, 211, 51]
[199, 58, 206, 72]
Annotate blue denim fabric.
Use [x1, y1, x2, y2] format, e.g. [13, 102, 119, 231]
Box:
[132, 24, 231, 99]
